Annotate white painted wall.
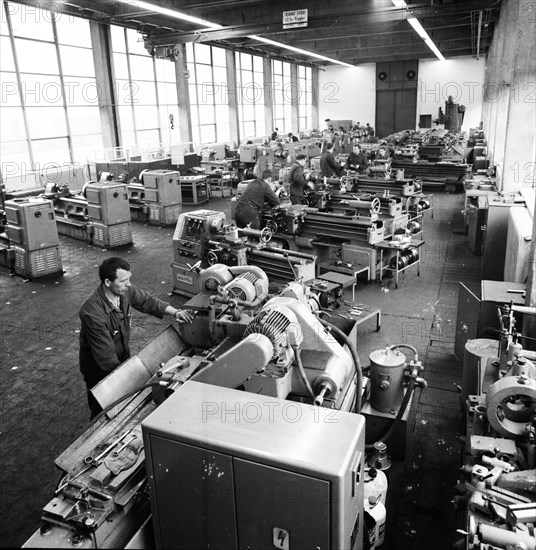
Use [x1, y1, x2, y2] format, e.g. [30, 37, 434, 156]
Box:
[318, 57, 486, 133]
[417, 57, 486, 131]
[318, 64, 376, 129]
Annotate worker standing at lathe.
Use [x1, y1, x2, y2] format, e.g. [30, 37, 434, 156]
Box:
[320, 141, 344, 178]
[288, 154, 315, 205]
[234, 168, 281, 229]
[79, 257, 194, 419]
[346, 143, 370, 173]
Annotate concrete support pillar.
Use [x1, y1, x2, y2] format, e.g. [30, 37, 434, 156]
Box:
[174, 44, 193, 145]
[312, 67, 320, 130]
[483, 0, 536, 192]
[263, 58, 274, 136]
[523, 192, 536, 350]
[226, 49, 240, 147]
[290, 64, 299, 133]
[89, 22, 119, 149]
[482, 0, 536, 345]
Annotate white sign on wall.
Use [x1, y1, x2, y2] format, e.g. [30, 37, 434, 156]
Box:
[282, 9, 308, 29]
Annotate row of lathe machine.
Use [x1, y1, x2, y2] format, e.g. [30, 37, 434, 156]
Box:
[0, 169, 186, 279]
[169, 209, 317, 298]
[455, 301, 536, 550]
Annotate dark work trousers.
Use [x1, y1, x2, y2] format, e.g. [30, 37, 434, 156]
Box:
[290, 194, 303, 205]
[234, 204, 260, 229]
[84, 377, 104, 420]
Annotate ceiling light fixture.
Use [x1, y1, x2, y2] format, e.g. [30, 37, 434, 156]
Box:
[249, 35, 355, 67]
[392, 0, 445, 61]
[116, 0, 354, 67]
[117, 0, 223, 29]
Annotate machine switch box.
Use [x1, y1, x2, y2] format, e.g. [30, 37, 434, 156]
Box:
[143, 381, 365, 550]
[5, 198, 59, 251]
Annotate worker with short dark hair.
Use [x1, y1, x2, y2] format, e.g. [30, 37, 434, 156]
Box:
[346, 143, 370, 173]
[320, 142, 343, 178]
[234, 168, 281, 229]
[288, 154, 314, 205]
[79, 257, 194, 419]
[271, 128, 279, 141]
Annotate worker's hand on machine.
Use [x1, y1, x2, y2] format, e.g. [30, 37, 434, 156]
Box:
[174, 309, 194, 323]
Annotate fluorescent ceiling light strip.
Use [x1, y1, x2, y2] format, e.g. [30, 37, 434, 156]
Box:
[117, 0, 223, 29]
[424, 39, 445, 61]
[392, 0, 445, 61]
[116, 0, 354, 66]
[407, 17, 428, 40]
[249, 35, 354, 67]
[410, 17, 445, 61]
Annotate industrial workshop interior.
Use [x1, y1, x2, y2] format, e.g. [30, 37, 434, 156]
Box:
[1, 0, 535, 549]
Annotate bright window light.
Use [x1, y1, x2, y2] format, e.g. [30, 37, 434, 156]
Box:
[392, 0, 445, 61]
[116, 0, 354, 66]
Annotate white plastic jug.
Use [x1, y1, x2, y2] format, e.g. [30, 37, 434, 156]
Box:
[363, 467, 388, 505]
[365, 495, 386, 548]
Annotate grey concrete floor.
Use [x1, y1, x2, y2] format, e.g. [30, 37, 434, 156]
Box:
[0, 192, 478, 548]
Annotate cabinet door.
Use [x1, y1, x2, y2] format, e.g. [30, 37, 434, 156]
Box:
[482, 204, 524, 281]
[234, 458, 331, 550]
[149, 436, 238, 550]
[455, 283, 481, 360]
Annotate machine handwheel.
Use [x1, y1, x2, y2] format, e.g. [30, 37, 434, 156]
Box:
[259, 227, 272, 243]
[207, 251, 219, 265]
[266, 220, 278, 234]
[370, 197, 381, 214]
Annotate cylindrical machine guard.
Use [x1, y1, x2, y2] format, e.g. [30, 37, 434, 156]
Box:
[369, 348, 407, 412]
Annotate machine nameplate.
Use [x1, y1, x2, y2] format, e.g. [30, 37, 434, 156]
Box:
[176, 273, 193, 285]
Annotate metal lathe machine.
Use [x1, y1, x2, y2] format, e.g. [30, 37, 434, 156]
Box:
[24, 263, 426, 550]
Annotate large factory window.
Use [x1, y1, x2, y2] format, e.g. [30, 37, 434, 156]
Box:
[0, 17, 31, 177]
[0, 1, 103, 177]
[186, 43, 230, 146]
[237, 52, 265, 140]
[111, 27, 163, 148]
[56, 15, 102, 164]
[298, 65, 313, 132]
[272, 59, 292, 133]
[155, 56, 180, 147]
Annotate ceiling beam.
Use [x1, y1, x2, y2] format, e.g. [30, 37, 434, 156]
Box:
[320, 37, 477, 56]
[272, 22, 488, 43]
[251, 29, 477, 53]
[146, 19, 475, 45]
[345, 46, 488, 64]
[6, 0, 499, 65]
[273, 17, 498, 42]
[140, 1, 501, 35]
[170, 0, 501, 27]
